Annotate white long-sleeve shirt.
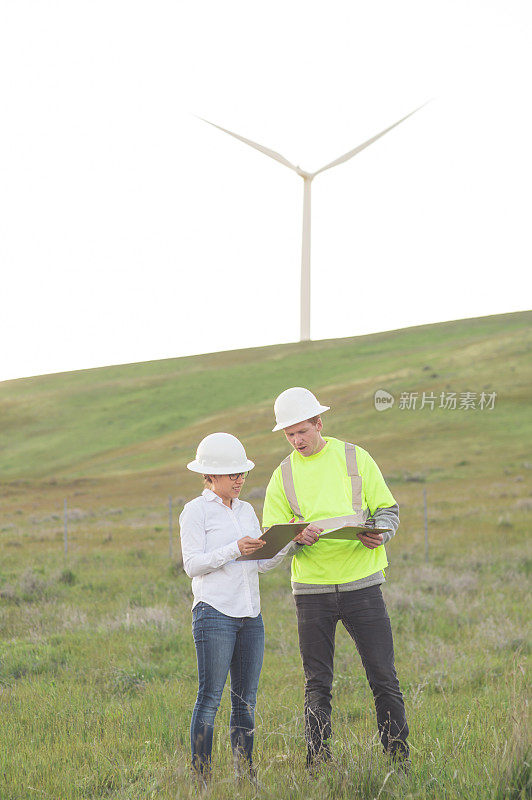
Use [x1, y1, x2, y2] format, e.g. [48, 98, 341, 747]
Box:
[179, 488, 295, 617]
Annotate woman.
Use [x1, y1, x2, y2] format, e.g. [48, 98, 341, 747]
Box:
[179, 432, 296, 781]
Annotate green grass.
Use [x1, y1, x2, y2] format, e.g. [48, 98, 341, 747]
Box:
[0, 310, 531, 799]
[0, 310, 529, 480]
[0, 549, 529, 799]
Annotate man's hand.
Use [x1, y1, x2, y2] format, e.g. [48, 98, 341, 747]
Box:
[356, 530, 384, 549]
[293, 522, 323, 546]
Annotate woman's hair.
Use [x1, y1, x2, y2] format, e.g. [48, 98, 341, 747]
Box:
[203, 475, 214, 488]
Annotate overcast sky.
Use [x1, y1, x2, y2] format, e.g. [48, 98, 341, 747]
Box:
[1, 0, 530, 382]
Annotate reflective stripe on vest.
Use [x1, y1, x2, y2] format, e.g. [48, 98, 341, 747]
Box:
[280, 441, 368, 525]
[280, 455, 304, 519]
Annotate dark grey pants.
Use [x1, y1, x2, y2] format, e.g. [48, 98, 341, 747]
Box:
[294, 584, 409, 762]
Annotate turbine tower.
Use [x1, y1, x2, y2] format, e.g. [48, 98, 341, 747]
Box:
[200, 107, 424, 341]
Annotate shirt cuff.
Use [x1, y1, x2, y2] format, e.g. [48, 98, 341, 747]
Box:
[229, 541, 242, 559]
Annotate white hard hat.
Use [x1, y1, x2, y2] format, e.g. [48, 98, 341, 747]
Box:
[187, 432, 255, 474]
[272, 387, 330, 432]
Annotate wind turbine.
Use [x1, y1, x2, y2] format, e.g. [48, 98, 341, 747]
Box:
[200, 106, 425, 341]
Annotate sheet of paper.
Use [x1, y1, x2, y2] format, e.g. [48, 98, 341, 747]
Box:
[319, 525, 390, 540]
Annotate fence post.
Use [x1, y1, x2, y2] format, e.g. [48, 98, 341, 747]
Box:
[423, 488, 428, 562]
[64, 497, 68, 557]
[168, 496, 173, 560]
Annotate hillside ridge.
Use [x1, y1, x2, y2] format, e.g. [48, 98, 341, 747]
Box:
[0, 310, 530, 482]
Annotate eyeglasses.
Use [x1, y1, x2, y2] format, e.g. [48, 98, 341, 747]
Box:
[228, 472, 248, 481]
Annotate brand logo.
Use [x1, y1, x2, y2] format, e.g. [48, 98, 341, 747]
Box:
[374, 389, 395, 411]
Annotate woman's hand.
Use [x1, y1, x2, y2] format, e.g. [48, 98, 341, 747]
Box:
[237, 536, 265, 556]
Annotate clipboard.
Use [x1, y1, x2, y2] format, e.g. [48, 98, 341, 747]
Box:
[319, 525, 390, 540]
[236, 522, 307, 561]
[236, 522, 391, 560]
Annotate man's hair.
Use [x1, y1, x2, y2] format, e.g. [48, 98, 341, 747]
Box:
[307, 415, 321, 425]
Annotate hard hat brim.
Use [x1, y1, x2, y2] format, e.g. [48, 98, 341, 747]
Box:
[187, 458, 255, 474]
[272, 405, 330, 432]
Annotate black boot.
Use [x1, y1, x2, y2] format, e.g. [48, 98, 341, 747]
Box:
[306, 739, 332, 773]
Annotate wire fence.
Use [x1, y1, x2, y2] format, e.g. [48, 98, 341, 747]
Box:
[3, 490, 431, 563]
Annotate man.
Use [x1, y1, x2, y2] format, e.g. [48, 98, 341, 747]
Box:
[262, 386, 409, 768]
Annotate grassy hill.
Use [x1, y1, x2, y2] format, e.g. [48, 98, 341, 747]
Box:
[1, 310, 530, 482]
[0, 310, 530, 800]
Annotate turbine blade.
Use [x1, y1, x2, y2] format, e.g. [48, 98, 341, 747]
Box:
[312, 104, 427, 177]
[198, 117, 300, 173]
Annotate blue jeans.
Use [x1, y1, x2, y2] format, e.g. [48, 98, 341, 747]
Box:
[191, 602, 265, 773]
